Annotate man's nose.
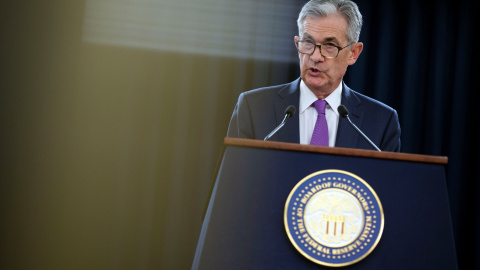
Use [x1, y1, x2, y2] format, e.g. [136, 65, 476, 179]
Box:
[310, 45, 325, 62]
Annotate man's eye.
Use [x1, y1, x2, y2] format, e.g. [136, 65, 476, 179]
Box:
[305, 40, 315, 44]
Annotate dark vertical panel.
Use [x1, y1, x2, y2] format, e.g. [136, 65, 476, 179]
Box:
[448, 0, 477, 268]
[398, 0, 425, 153]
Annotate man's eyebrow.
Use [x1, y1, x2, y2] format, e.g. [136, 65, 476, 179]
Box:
[302, 33, 340, 44]
[302, 33, 314, 39]
[323, 37, 339, 43]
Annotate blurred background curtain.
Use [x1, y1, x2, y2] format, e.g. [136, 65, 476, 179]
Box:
[1, 0, 478, 269]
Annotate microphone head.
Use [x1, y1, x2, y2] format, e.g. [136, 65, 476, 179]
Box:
[337, 105, 349, 118]
[285, 105, 296, 118]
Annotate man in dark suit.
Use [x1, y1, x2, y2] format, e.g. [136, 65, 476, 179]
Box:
[227, 0, 400, 152]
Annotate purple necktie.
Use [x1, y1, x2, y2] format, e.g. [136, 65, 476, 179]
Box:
[310, 99, 329, 146]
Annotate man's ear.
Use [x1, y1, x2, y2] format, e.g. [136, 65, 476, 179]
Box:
[294, 36, 301, 59]
[348, 42, 363, 65]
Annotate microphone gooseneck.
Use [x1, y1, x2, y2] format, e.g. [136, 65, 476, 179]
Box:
[264, 105, 296, 141]
[337, 105, 381, 152]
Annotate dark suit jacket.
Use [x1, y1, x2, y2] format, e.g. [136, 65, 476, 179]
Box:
[227, 78, 401, 152]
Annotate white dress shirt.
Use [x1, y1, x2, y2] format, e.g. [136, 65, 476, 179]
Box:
[299, 80, 342, 146]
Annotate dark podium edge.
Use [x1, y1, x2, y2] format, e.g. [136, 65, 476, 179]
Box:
[223, 138, 447, 164]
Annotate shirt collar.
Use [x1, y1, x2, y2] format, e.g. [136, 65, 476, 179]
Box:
[299, 80, 343, 115]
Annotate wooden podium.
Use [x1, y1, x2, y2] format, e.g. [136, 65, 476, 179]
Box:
[192, 138, 457, 269]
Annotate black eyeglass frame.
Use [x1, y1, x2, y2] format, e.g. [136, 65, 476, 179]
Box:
[295, 40, 354, 58]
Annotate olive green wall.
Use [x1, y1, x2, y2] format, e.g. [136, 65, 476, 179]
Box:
[0, 1, 288, 269]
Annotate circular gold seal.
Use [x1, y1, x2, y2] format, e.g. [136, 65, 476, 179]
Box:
[284, 170, 384, 267]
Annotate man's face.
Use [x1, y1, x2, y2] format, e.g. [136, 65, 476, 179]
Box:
[296, 14, 362, 96]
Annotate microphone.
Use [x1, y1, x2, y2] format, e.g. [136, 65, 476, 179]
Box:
[337, 105, 381, 152]
[264, 105, 296, 141]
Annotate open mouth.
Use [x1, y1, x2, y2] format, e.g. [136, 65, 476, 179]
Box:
[308, 67, 321, 75]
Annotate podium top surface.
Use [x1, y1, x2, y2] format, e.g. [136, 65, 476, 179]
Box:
[225, 138, 448, 165]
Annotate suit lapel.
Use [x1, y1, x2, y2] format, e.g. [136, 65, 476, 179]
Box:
[269, 80, 363, 146]
[335, 83, 363, 148]
[274, 78, 301, 143]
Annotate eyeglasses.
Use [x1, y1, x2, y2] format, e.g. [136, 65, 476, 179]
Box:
[295, 40, 353, 58]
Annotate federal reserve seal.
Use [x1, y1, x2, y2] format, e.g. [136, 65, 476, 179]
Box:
[284, 169, 384, 267]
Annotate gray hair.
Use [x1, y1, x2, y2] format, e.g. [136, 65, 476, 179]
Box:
[297, 0, 363, 43]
